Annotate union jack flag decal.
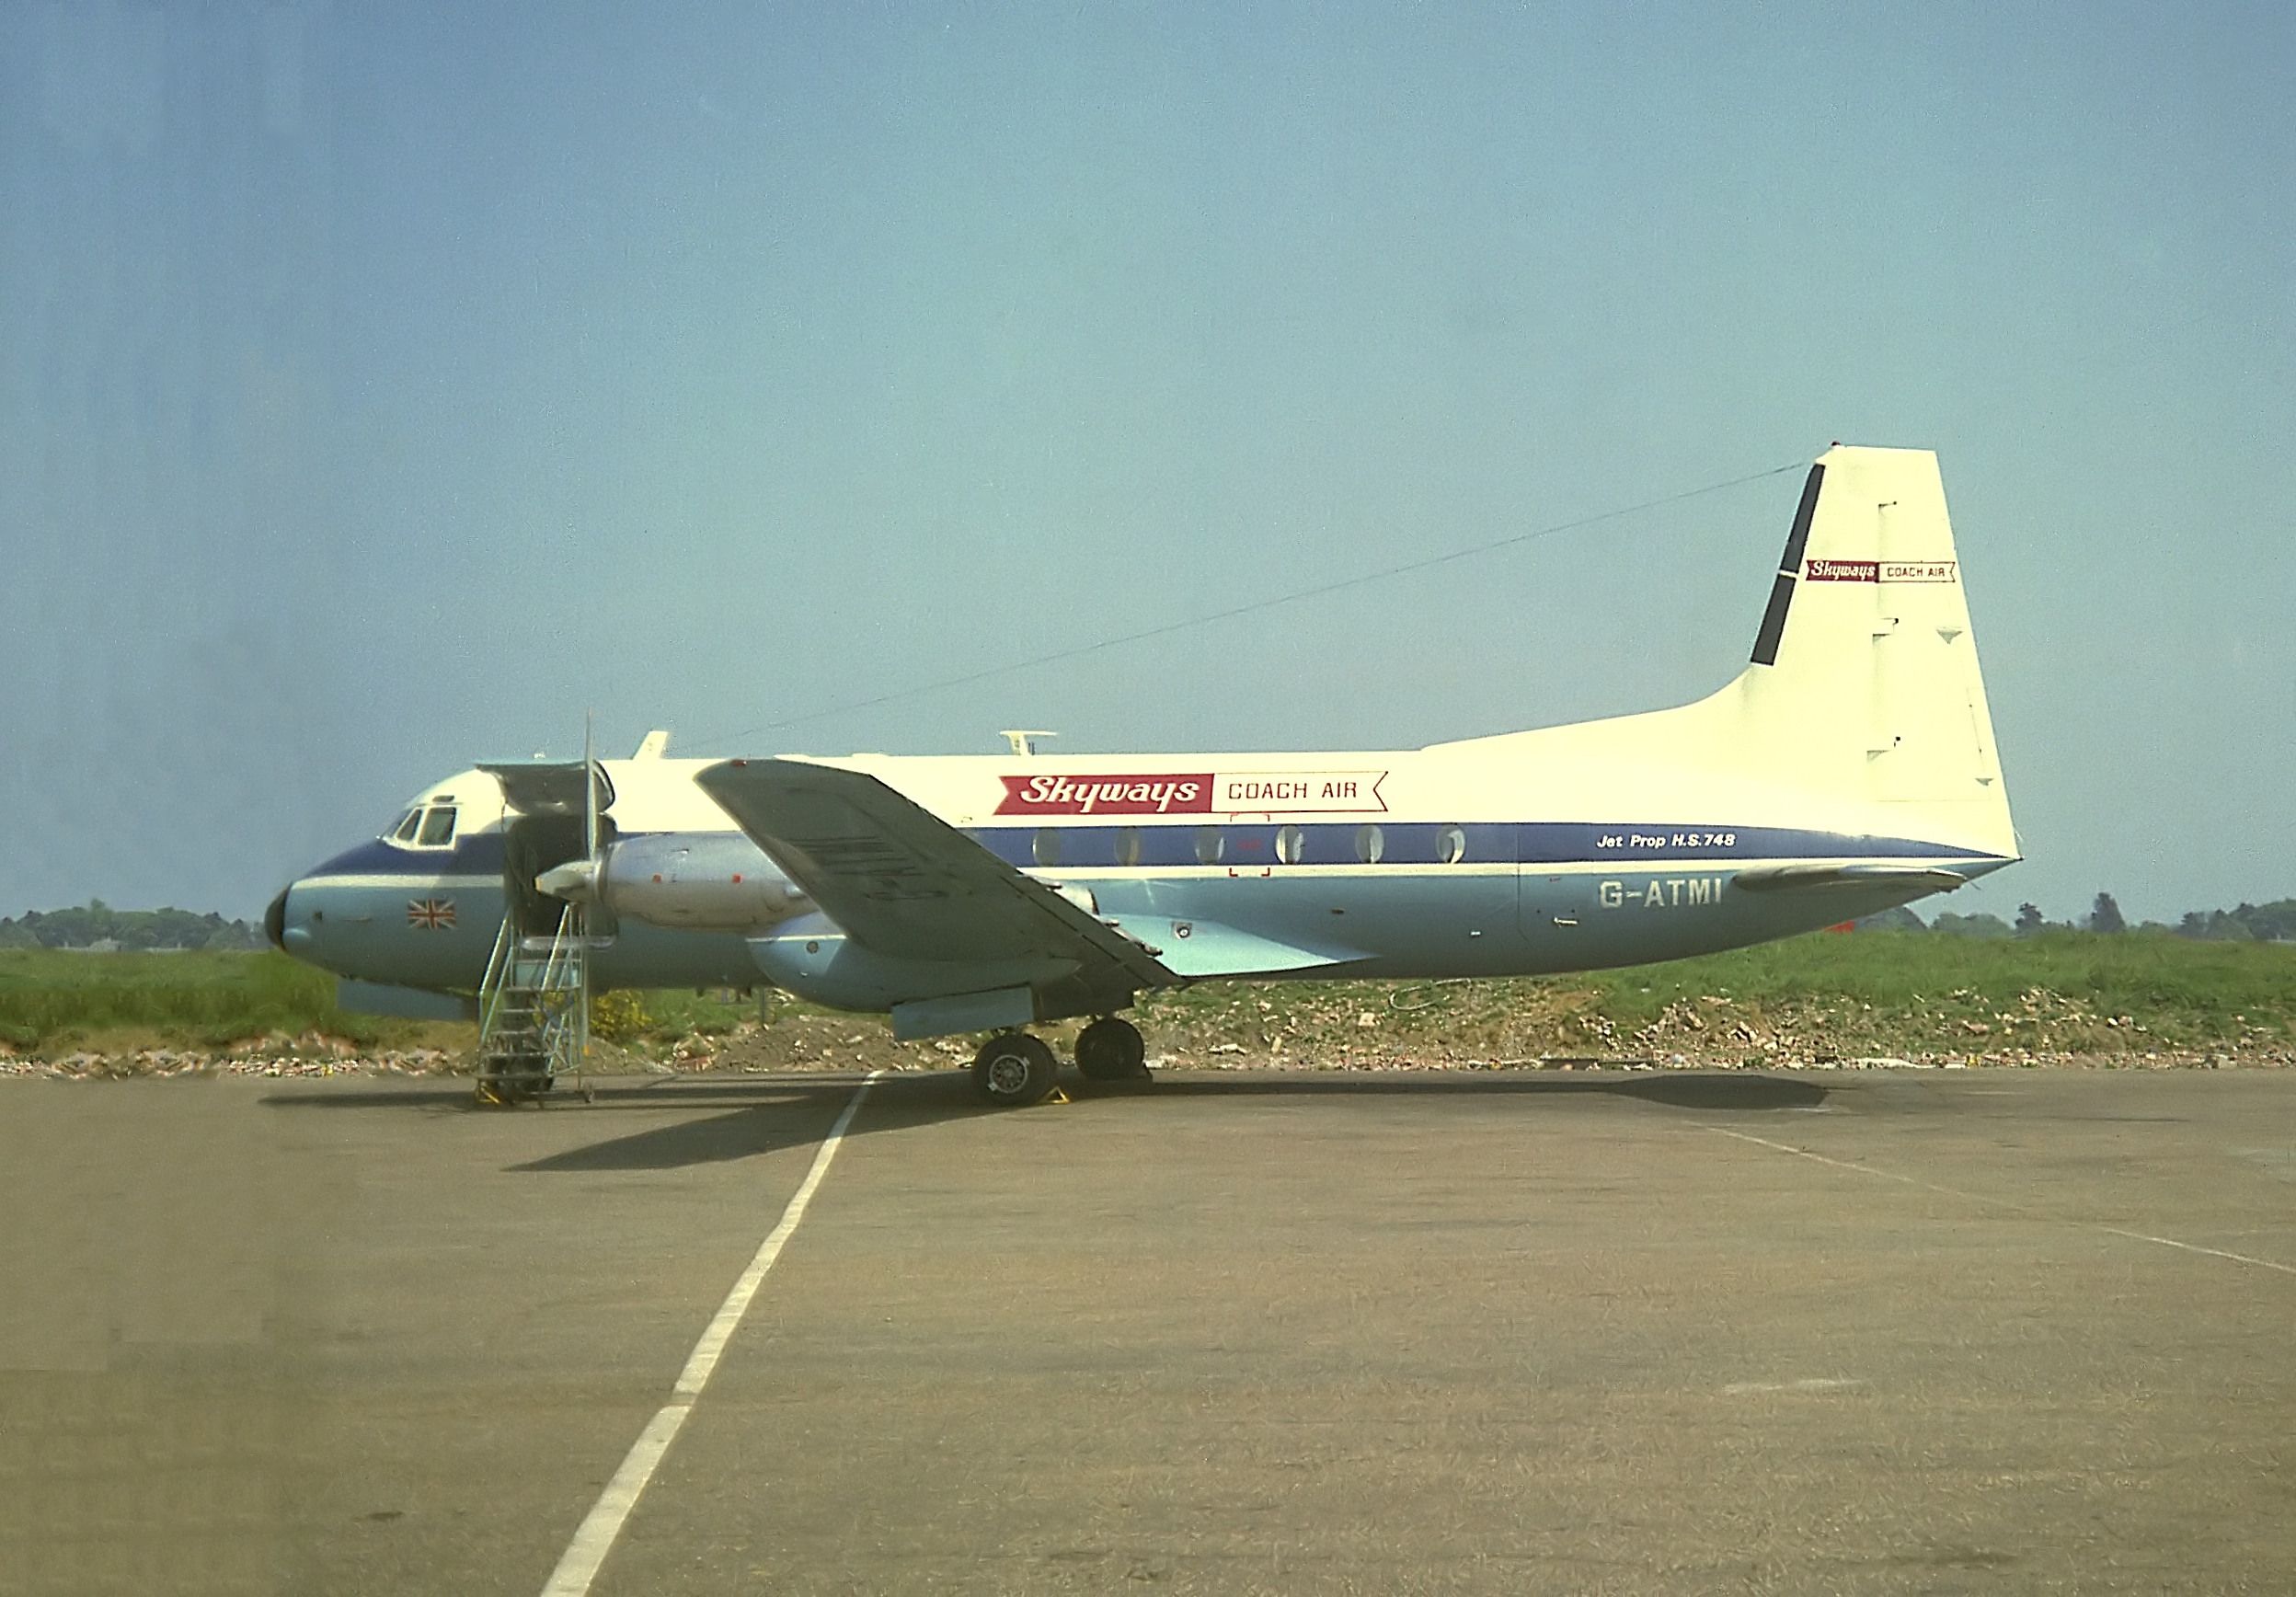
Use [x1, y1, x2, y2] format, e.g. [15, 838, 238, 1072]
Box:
[407, 898, 456, 931]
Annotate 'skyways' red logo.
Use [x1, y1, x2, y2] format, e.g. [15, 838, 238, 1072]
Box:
[995, 774, 1213, 816]
[1805, 557, 1879, 582]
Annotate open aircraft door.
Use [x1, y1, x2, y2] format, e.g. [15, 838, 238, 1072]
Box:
[479, 759, 619, 940]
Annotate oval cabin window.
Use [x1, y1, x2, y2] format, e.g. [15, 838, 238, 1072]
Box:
[1032, 828, 1062, 867]
[1354, 824, 1384, 864]
[1194, 827, 1224, 866]
[1436, 825, 1467, 865]
[1275, 824, 1306, 865]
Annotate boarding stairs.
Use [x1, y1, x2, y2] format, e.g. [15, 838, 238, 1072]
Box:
[474, 906, 591, 1105]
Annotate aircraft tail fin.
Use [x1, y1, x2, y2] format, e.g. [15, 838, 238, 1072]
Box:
[1711, 444, 2015, 857]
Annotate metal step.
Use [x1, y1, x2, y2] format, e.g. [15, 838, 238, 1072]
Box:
[474, 906, 592, 1106]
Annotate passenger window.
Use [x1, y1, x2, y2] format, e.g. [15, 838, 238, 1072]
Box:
[391, 810, 422, 843]
[1032, 828, 1062, 867]
[1275, 825, 1306, 865]
[1354, 823, 1384, 864]
[1437, 825, 1467, 865]
[1194, 827, 1224, 866]
[1114, 828, 1142, 868]
[417, 806, 458, 847]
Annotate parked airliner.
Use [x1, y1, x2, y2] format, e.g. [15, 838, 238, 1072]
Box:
[270, 445, 2016, 1105]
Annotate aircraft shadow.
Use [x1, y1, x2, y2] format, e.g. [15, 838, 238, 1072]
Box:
[258, 1075, 892, 1172]
[261, 1067, 1828, 1175]
[258, 1075, 861, 1115]
[506, 1100, 855, 1171]
[1132, 1071, 1831, 1112]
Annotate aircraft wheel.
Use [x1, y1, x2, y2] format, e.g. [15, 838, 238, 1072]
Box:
[971, 1033, 1060, 1107]
[1075, 1017, 1147, 1081]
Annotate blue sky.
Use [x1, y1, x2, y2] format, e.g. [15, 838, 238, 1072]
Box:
[3, 1, 2290, 926]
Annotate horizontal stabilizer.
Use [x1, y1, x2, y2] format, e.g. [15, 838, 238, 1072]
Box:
[1102, 915, 1364, 979]
[1732, 863, 1970, 894]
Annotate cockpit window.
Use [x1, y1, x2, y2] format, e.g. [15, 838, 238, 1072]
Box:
[416, 806, 458, 847]
[390, 809, 422, 843]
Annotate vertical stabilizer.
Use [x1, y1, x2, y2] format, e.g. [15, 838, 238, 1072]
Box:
[1716, 445, 2014, 856]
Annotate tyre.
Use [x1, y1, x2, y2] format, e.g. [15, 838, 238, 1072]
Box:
[1075, 1017, 1147, 1081]
[970, 1033, 1060, 1107]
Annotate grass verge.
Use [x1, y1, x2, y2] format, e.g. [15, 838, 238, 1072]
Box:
[2, 933, 2290, 1063]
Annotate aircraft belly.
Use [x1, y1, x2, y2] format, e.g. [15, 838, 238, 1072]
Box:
[586, 924, 762, 990]
[1516, 866, 1961, 974]
[747, 916, 1090, 1016]
[1096, 871, 1530, 980]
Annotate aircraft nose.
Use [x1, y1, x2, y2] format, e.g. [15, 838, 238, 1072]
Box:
[269, 882, 323, 959]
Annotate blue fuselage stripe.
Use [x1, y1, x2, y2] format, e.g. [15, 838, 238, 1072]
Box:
[962, 821, 1999, 872]
[305, 833, 509, 879]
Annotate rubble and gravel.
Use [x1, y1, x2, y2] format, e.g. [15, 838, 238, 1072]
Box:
[3, 989, 2289, 1080]
[0, 1032, 465, 1080]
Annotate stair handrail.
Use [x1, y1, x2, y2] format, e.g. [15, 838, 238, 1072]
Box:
[476, 912, 518, 1041]
[532, 902, 587, 1072]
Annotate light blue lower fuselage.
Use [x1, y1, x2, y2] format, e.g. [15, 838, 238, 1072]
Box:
[279, 820, 2008, 1011]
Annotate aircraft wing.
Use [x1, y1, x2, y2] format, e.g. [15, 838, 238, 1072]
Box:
[695, 759, 1180, 988]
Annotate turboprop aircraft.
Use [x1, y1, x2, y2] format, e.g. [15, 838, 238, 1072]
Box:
[270, 444, 2017, 1106]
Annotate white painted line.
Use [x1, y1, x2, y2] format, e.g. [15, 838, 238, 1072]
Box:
[1707, 1126, 2296, 1278]
[1708, 1128, 1944, 1194]
[546, 1403, 691, 1589]
[2098, 1228, 2296, 1276]
[1722, 1377, 1867, 1396]
[540, 1074, 879, 1597]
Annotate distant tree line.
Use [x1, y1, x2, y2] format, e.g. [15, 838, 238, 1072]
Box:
[1857, 894, 2296, 941]
[2168, 901, 2296, 942]
[0, 901, 266, 951]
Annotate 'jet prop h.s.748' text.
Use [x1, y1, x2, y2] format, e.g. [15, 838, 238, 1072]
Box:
[271, 445, 2016, 1106]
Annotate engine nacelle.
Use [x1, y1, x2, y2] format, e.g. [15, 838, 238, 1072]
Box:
[595, 833, 808, 933]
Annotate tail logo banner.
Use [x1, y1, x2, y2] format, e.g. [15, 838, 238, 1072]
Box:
[1806, 557, 1957, 584]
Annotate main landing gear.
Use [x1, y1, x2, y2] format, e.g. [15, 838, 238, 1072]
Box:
[970, 1033, 1059, 1108]
[970, 1017, 1149, 1108]
[1075, 1017, 1148, 1082]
